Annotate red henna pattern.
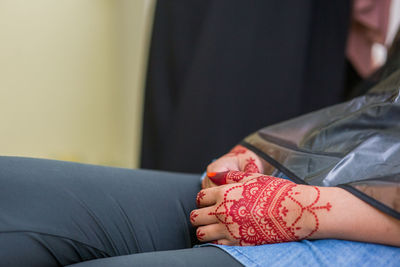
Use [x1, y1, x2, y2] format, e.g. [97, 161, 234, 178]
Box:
[281, 206, 289, 217]
[243, 157, 260, 173]
[226, 171, 252, 182]
[226, 145, 247, 156]
[190, 211, 198, 223]
[196, 190, 206, 206]
[197, 229, 205, 241]
[286, 187, 332, 239]
[209, 176, 331, 246]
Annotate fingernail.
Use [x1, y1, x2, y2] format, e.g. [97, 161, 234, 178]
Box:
[207, 171, 228, 185]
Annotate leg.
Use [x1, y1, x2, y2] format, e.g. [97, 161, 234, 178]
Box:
[0, 157, 199, 266]
[66, 247, 243, 267]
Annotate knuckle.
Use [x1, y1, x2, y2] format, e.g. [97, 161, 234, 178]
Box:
[215, 186, 229, 199]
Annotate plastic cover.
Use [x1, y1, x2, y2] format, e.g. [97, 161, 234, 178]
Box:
[243, 43, 400, 219]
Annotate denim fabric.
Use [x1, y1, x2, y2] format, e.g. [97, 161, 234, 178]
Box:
[207, 240, 400, 267]
[272, 171, 291, 181]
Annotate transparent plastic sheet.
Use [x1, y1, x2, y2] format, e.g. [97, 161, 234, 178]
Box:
[243, 68, 400, 219]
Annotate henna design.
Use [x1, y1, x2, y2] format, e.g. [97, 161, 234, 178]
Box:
[190, 211, 198, 223]
[219, 146, 262, 175]
[286, 187, 332, 239]
[209, 171, 252, 185]
[196, 229, 205, 241]
[209, 176, 331, 246]
[226, 145, 247, 156]
[243, 157, 260, 173]
[226, 171, 252, 182]
[196, 190, 206, 206]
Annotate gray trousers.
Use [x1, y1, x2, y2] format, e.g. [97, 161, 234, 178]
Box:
[0, 157, 242, 267]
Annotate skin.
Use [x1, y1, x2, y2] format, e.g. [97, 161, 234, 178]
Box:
[202, 145, 266, 189]
[193, 151, 400, 247]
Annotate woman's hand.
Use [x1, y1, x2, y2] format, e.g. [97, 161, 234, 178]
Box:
[202, 145, 265, 189]
[192, 171, 400, 247]
[192, 172, 332, 246]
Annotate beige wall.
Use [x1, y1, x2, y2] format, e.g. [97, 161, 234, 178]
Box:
[0, 0, 155, 168]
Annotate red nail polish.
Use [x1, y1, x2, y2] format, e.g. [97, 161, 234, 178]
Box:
[207, 171, 228, 185]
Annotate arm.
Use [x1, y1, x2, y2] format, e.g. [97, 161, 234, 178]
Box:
[192, 172, 400, 247]
[311, 186, 400, 246]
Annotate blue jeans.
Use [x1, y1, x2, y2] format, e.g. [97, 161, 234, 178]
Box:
[210, 239, 400, 267]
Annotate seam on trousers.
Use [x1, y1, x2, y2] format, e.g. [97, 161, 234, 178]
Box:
[0, 230, 112, 257]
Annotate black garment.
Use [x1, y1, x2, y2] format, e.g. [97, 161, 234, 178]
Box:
[141, 0, 351, 173]
[0, 157, 242, 267]
[67, 247, 236, 267]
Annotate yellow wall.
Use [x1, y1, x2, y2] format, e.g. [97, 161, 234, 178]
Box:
[0, 0, 155, 168]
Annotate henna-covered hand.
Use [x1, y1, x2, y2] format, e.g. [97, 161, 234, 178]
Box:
[192, 173, 332, 246]
[203, 145, 267, 189]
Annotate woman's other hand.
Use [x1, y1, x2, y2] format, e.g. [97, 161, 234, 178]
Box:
[202, 145, 264, 189]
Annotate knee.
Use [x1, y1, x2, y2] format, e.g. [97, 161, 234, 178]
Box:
[0, 231, 108, 267]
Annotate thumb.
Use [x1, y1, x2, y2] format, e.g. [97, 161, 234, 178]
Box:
[207, 158, 240, 173]
[207, 171, 257, 185]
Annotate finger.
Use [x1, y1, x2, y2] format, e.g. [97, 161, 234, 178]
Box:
[201, 176, 207, 189]
[190, 206, 217, 226]
[201, 176, 218, 189]
[206, 171, 228, 185]
[225, 145, 248, 157]
[239, 155, 263, 173]
[196, 188, 217, 207]
[196, 224, 226, 243]
[208, 171, 258, 185]
[207, 157, 239, 173]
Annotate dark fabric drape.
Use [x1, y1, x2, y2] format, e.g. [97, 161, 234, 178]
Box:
[141, 0, 351, 173]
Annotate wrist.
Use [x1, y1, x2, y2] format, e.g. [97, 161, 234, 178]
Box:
[307, 186, 400, 246]
[305, 186, 340, 240]
[285, 184, 333, 240]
